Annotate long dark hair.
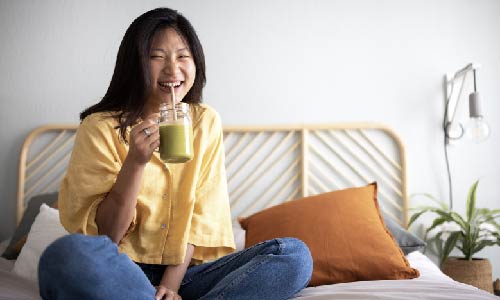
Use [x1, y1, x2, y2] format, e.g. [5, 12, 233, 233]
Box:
[80, 7, 206, 141]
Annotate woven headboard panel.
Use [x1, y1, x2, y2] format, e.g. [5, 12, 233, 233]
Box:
[17, 123, 407, 227]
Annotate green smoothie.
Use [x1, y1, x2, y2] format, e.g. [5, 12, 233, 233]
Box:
[159, 123, 194, 163]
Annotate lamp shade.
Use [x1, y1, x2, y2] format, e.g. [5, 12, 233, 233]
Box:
[469, 92, 483, 118]
[465, 92, 490, 143]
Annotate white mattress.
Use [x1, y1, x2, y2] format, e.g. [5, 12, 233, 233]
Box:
[292, 251, 497, 299]
[0, 251, 496, 300]
[0, 257, 39, 300]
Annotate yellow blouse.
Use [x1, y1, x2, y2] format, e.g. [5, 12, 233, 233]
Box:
[58, 103, 235, 265]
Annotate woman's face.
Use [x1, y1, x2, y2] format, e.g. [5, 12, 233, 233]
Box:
[147, 27, 196, 110]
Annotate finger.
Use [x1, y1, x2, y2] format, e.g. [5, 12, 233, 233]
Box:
[150, 139, 160, 150]
[143, 113, 160, 127]
[141, 122, 159, 139]
[149, 130, 160, 143]
[157, 289, 173, 300]
[165, 290, 175, 300]
[155, 287, 167, 300]
[155, 292, 164, 300]
[146, 125, 160, 141]
[147, 123, 160, 134]
[131, 128, 151, 145]
[130, 126, 148, 143]
[132, 116, 160, 135]
[132, 124, 159, 144]
[135, 123, 158, 138]
[144, 112, 160, 122]
[144, 117, 160, 129]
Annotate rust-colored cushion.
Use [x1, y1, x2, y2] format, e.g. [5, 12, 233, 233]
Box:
[239, 183, 419, 286]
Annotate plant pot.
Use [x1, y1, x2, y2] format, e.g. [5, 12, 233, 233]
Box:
[441, 257, 493, 293]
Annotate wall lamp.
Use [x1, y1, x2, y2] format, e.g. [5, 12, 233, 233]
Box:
[444, 63, 490, 144]
[442, 63, 491, 210]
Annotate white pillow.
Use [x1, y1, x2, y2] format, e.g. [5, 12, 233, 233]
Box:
[232, 223, 246, 252]
[13, 203, 68, 283]
[14, 206, 247, 282]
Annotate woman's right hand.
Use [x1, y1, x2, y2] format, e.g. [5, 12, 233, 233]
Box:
[155, 286, 182, 300]
[128, 113, 160, 165]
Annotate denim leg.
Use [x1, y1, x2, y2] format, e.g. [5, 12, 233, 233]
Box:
[179, 237, 313, 300]
[38, 234, 156, 300]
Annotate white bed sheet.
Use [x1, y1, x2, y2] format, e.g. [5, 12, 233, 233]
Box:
[0, 257, 39, 300]
[1, 251, 497, 300]
[292, 251, 497, 299]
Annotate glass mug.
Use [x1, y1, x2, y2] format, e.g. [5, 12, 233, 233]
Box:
[158, 102, 194, 163]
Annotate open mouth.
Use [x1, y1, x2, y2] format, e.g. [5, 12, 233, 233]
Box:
[159, 81, 182, 89]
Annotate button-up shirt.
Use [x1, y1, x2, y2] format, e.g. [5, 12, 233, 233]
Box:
[59, 104, 235, 265]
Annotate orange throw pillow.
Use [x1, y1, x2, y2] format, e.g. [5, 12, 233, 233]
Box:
[239, 183, 419, 287]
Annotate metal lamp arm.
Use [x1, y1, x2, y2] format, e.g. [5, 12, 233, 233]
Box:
[444, 63, 480, 141]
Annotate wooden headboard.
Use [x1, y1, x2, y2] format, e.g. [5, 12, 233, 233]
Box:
[17, 123, 408, 227]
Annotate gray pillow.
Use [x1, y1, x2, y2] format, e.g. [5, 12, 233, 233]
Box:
[2, 192, 59, 259]
[383, 215, 425, 255]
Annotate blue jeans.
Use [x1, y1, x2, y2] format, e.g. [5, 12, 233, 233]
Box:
[38, 234, 313, 300]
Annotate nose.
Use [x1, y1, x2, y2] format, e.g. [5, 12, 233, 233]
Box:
[162, 57, 179, 75]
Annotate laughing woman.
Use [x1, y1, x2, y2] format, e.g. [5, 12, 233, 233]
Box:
[38, 7, 312, 300]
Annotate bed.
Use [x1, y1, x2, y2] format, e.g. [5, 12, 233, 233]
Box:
[1, 123, 496, 300]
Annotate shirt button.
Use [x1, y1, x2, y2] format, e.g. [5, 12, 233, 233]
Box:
[161, 224, 167, 229]
[162, 193, 168, 200]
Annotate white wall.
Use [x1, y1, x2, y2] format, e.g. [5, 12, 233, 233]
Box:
[1, 0, 499, 278]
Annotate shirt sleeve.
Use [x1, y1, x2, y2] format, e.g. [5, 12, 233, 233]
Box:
[58, 115, 136, 236]
[188, 108, 235, 262]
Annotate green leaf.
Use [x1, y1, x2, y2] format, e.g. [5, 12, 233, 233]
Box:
[474, 208, 494, 222]
[411, 193, 448, 210]
[410, 205, 447, 212]
[441, 231, 461, 265]
[479, 214, 500, 225]
[467, 226, 481, 257]
[466, 180, 479, 222]
[449, 212, 467, 229]
[412, 180, 499, 260]
[425, 217, 450, 234]
[435, 239, 443, 256]
[409, 208, 450, 227]
[472, 240, 497, 256]
[489, 222, 500, 232]
[408, 210, 428, 228]
[423, 236, 441, 256]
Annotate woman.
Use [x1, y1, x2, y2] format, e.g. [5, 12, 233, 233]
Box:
[38, 7, 312, 300]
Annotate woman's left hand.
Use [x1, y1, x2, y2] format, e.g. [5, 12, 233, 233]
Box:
[155, 285, 182, 300]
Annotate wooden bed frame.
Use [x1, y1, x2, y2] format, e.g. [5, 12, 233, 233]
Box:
[17, 123, 408, 227]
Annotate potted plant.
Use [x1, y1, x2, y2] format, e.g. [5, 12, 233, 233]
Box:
[409, 180, 500, 293]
